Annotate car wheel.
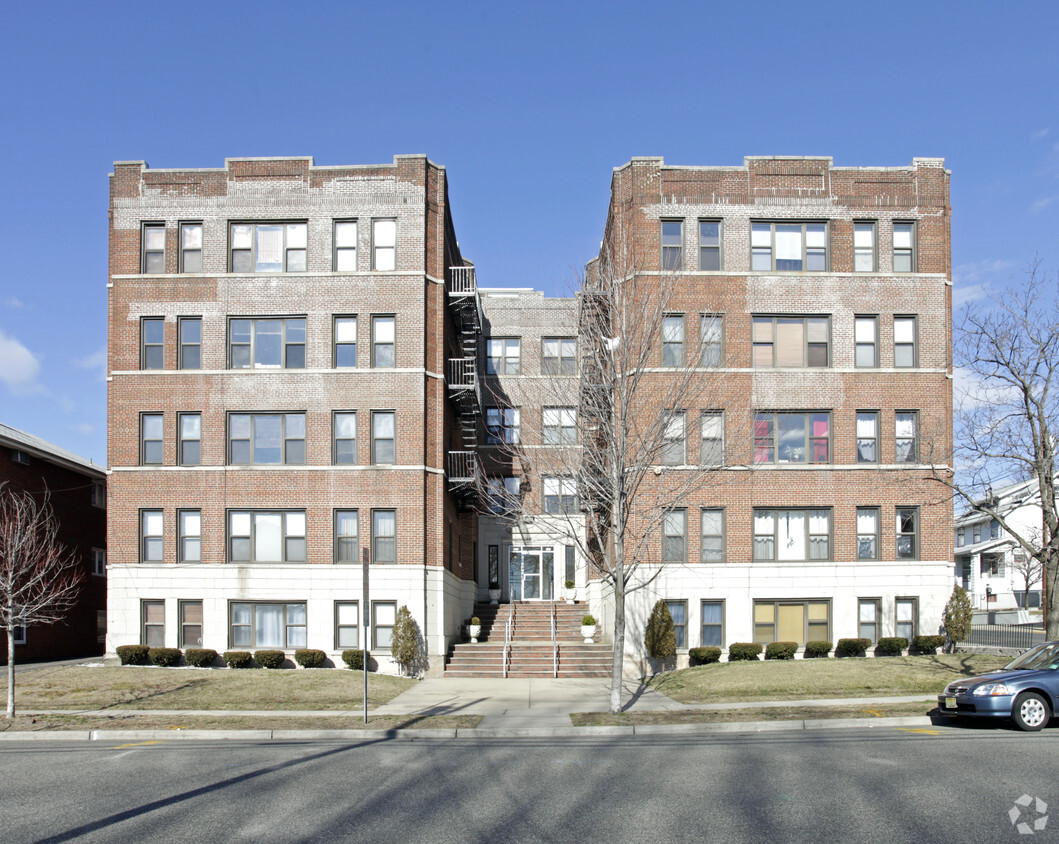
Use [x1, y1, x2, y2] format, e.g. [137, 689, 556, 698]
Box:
[1012, 692, 1050, 731]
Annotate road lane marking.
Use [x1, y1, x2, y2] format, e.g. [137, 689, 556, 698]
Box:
[110, 741, 164, 749]
[896, 728, 941, 735]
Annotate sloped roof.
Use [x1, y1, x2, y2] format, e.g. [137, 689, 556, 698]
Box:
[0, 422, 105, 478]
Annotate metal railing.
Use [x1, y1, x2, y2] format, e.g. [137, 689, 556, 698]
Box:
[961, 623, 1045, 650]
[449, 266, 477, 295]
[446, 451, 478, 483]
[502, 604, 514, 679]
[551, 603, 558, 678]
[446, 357, 481, 410]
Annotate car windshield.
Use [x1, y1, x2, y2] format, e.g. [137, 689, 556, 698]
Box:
[1004, 642, 1059, 671]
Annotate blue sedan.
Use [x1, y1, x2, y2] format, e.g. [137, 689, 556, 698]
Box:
[938, 641, 1059, 731]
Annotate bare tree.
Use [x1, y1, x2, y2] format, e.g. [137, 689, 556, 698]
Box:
[1011, 546, 1044, 612]
[0, 483, 84, 718]
[932, 262, 1058, 637]
[486, 233, 743, 713]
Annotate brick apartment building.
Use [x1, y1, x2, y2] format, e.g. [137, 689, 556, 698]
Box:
[106, 153, 952, 672]
[1, 422, 107, 662]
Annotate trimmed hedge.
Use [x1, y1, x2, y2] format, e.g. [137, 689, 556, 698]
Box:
[223, 650, 253, 668]
[876, 637, 909, 656]
[294, 649, 327, 668]
[342, 650, 371, 671]
[728, 642, 763, 661]
[116, 644, 150, 666]
[185, 648, 218, 668]
[804, 640, 833, 658]
[913, 635, 946, 654]
[255, 650, 286, 669]
[689, 646, 722, 665]
[765, 641, 798, 660]
[148, 647, 182, 667]
[836, 638, 872, 657]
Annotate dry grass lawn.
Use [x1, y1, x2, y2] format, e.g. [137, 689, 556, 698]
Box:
[646, 653, 1009, 703]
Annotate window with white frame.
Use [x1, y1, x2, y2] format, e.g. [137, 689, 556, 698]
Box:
[142, 224, 165, 273]
[178, 510, 201, 563]
[854, 222, 876, 272]
[230, 222, 306, 272]
[229, 413, 305, 465]
[895, 411, 918, 463]
[859, 598, 881, 642]
[543, 477, 577, 514]
[893, 223, 915, 272]
[334, 316, 357, 367]
[336, 601, 359, 649]
[894, 316, 917, 367]
[753, 412, 830, 464]
[855, 316, 877, 367]
[700, 411, 724, 466]
[372, 510, 396, 563]
[896, 507, 918, 559]
[701, 601, 724, 647]
[701, 508, 725, 563]
[334, 220, 357, 271]
[228, 511, 306, 563]
[752, 316, 830, 367]
[751, 222, 827, 271]
[333, 412, 357, 464]
[371, 316, 395, 367]
[180, 600, 203, 648]
[661, 220, 683, 270]
[142, 599, 165, 647]
[661, 412, 686, 465]
[486, 337, 520, 375]
[700, 315, 723, 366]
[141, 413, 163, 465]
[699, 221, 721, 270]
[178, 413, 201, 465]
[542, 338, 576, 375]
[92, 548, 106, 576]
[371, 411, 395, 464]
[662, 316, 684, 366]
[856, 411, 879, 463]
[372, 219, 396, 270]
[334, 510, 359, 563]
[142, 317, 164, 369]
[230, 602, 306, 649]
[753, 509, 831, 561]
[179, 223, 202, 273]
[856, 507, 880, 560]
[542, 407, 577, 444]
[486, 407, 520, 445]
[896, 597, 917, 641]
[373, 601, 396, 648]
[662, 509, 686, 563]
[666, 600, 688, 648]
[229, 318, 305, 369]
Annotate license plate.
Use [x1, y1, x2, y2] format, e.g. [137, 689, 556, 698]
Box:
[945, 696, 956, 709]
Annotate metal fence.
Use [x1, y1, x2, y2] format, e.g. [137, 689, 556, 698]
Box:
[961, 624, 1046, 650]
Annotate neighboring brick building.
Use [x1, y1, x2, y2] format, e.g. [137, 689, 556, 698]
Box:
[0, 422, 107, 663]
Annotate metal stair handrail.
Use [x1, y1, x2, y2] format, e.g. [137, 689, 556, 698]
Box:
[503, 603, 514, 679]
[551, 602, 558, 678]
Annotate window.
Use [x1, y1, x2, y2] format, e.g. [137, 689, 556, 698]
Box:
[896, 507, 918, 559]
[365, 316, 396, 368]
[893, 223, 915, 272]
[334, 510, 359, 563]
[142, 317, 164, 369]
[229, 413, 305, 465]
[179, 223, 203, 273]
[179, 600, 203, 648]
[486, 407, 520, 445]
[752, 316, 830, 367]
[230, 602, 306, 648]
[334, 317, 357, 367]
[371, 411, 395, 464]
[91, 480, 106, 509]
[372, 219, 396, 270]
[229, 318, 305, 369]
[661, 412, 686, 465]
[565, 545, 576, 583]
[990, 519, 1001, 539]
[855, 316, 877, 367]
[700, 411, 724, 466]
[178, 413, 201, 465]
[542, 338, 576, 375]
[956, 526, 966, 547]
[699, 221, 721, 270]
[488, 545, 500, 589]
[854, 222, 876, 272]
[372, 510, 396, 563]
[336, 602, 359, 649]
[97, 610, 106, 645]
[230, 222, 306, 272]
[334, 221, 357, 271]
[981, 552, 1003, 576]
[661, 509, 686, 563]
[486, 477, 520, 515]
[751, 222, 827, 271]
[228, 510, 306, 563]
[13, 625, 26, 645]
[373, 601, 396, 648]
[178, 510, 201, 563]
[753, 600, 829, 645]
[700, 315, 723, 366]
[142, 224, 165, 273]
[753, 412, 830, 464]
[333, 412, 357, 464]
[666, 600, 688, 649]
[701, 601, 724, 647]
[753, 509, 832, 561]
[856, 412, 879, 463]
[661, 220, 683, 270]
[859, 598, 881, 642]
[91, 548, 106, 576]
[895, 412, 918, 463]
[856, 507, 880, 560]
[486, 337, 520, 375]
[896, 597, 917, 641]
[701, 508, 725, 562]
[142, 600, 165, 647]
[662, 316, 684, 366]
[141, 413, 163, 465]
[543, 477, 577, 514]
[542, 407, 577, 444]
[894, 316, 917, 367]
[179, 317, 201, 369]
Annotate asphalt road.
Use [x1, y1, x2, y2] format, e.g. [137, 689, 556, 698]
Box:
[4, 724, 1056, 843]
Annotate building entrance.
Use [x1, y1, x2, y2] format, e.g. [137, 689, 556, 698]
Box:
[509, 546, 554, 601]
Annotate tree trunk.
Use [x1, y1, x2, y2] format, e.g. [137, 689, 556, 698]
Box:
[6, 626, 14, 719]
[609, 575, 625, 714]
[1046, 551, 1059, 640]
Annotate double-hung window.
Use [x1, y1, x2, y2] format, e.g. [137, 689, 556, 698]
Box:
[753, 600, 829, 645]
[142, 599, 165, 647]
[699, 221, 721, 270]
[228, 510, 306, 562]
[666, 600, 688, 648]
[542, 407, 576, 444]
[179, 223, 203, 273]
[662, 316, 684, 366]
[371, 411, 395, 464]
[753, 412, 830, 464]
[335, 602, 359, 649]
[141, 413, 163, 465]
[859, 599, 881, 642]
[179, 318, 201, 369]
[701, 601, 724, 647]
[178, 510, 201, 563]
[178, 413, 201, 465]
[486, 407, 520, 445]
[141, 510, 163, 562]
[334, 317, 357, 367]
[179, 600, 202, 647]
[894, 316, 917, 367]
[142, 224, 165, 273]
[753, 508, 831, 561]
[661, 412, 686, 465]
[751, 222, 827, 271]
[333, 412, 357, 464]
[372, 510, 396, 563]
[142, 317, 164, 369]
[371, 316, 395, 368]
[334, 221, 357, 271]
[334, 510, 359, 563]
[700, 411, 724, 466]
[543, 477, 577, 514]
[752, 316, 829, 367]
[230, 318, 305, 369]
[92, 548, 107, 576]
[662, 510, 686, 563]
[228, 413, 306, 465]
[661, 220, 683, 270]
[231, 602, 306, 648]
[895, 411, 918, 463]
[230, 222, 306, 272]
[542, 338, 576, 375]
[856, 507, 880, 560]
[486, 338, 520, 375]
[896, 507, 918, 559]
[701, 508, 725, 562]
[487, 477, 520, 515]
[372, 219, 396, 271]
[896, 598, 917, 641]
[854, 222, 876, 272]
[856, 412, 879, 463]
[700, 315, 723, 366]
[855, 316, 877, 367]
[893, 223, 915, 272]
[373, 601, 396, 648]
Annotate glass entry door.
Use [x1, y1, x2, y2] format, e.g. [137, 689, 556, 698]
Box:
[509, 546, 554, 601]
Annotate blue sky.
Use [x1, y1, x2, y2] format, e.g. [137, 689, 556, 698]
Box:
[1, 1, 1057, 466]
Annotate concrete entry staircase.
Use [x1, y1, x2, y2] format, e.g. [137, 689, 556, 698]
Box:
[444, 601, 612, 678]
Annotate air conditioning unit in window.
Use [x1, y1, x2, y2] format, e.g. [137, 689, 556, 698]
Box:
[11, 450, 30, 465]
